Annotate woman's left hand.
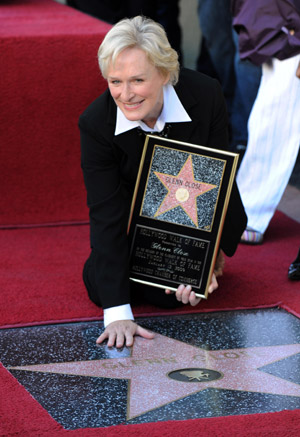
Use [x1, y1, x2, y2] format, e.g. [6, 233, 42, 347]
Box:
[165, 273, 218, 306]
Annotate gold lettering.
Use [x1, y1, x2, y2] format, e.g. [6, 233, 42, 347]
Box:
[131, 360, 144, 366]
[161, 358, 177, 364]
[223, 352, 240, 359]
[145, 359, 162, 364]
[192, 240, 206, 249]
[118, 362, 132, 368]
[102, 362, 118, 369]
[192, 353, 207, 361]
[187, 262, 201, 271]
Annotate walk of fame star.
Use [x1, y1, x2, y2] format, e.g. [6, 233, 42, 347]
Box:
[153, 155, 217, 227]
[9, 333, 300, 420]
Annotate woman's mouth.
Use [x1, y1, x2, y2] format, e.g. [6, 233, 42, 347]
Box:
[123, 100, 144, 110]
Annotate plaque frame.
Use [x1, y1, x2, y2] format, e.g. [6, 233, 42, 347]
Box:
[127, 135, 239, 298]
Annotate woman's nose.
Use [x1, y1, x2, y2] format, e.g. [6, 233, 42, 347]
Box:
[121, 83, 133, 101]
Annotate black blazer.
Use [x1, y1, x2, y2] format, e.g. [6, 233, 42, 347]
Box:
[79, 68, 247, 309]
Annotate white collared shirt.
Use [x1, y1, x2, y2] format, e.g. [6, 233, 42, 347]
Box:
[114, 84, 191, 136]
[104, 84, 191, 328]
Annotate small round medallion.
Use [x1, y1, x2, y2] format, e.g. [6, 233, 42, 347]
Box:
[175, 187, 190, 202]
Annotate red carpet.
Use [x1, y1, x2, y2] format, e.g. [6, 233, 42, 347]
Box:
[0, 214, 300, 436]
[0, 0, 111, 227]
[1, 1, 299, 435]
[0, 211, 299, 330]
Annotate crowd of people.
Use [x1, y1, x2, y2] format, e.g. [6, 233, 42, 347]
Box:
[67, 1, 300, 347]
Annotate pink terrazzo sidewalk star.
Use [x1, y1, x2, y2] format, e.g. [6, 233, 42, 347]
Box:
[9, 334, 300, 420]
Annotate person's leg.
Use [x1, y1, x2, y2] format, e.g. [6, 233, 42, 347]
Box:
[131, 282, 183, 309]
[126, 0, 158, 20]
[157, 0, 182, 62]
[83, 250, 182, 309]
[197, 37, 219, 79]
[237, 54, 300, 236]
[82, 250, 102, 306]
[67, 0, 125, 23]
[230, 30, 261, 153]
[197, 0, 236, 113]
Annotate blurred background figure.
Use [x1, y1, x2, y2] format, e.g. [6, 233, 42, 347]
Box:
[156, 0, 183, 63]
[197, 0, 236, 124]
[66, 0, 183, 60]
[66, 0, 157, 24]
[197, 0, 261, 155]
[232, 0, 300, 244]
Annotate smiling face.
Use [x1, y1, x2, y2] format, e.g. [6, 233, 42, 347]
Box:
[107, 47, 170, 129]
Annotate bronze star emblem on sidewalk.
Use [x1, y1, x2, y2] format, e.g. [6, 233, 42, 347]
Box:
[9, 334, 300, 420]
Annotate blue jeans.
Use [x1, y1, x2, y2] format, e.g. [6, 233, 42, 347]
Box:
[198, 0, 236, 113]
[231, 30, 262, 149]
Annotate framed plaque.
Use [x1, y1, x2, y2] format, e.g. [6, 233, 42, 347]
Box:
[127, 135, 239, 298]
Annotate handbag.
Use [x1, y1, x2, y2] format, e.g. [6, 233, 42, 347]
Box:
[231, 0, 300, 65]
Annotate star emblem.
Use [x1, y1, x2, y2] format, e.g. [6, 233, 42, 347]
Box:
[153, 155, 216, 227]
[9, 334, 300, 420]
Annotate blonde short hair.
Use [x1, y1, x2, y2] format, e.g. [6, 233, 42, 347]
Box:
[98, 16, 180, 85]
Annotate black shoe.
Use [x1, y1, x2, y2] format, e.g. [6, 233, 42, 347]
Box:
[288, 249, 300, 281]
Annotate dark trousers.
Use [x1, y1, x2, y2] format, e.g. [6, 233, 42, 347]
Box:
[82, 250, 182, 310]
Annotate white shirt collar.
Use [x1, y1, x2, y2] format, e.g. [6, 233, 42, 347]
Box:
[114, 84, 191, 136]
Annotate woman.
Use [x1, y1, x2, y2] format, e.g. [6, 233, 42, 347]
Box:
[79, 16, 247, 348]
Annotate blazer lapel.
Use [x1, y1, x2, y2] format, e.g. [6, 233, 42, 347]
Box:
[113, 128, 145, 167]
[105, 93, 144, 165]
[170, 74, 204, 142]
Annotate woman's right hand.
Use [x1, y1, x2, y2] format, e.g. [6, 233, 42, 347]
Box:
[96, 320, 155, 349]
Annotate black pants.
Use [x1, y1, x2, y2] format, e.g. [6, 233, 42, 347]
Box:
[82, 250, 182, 310]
